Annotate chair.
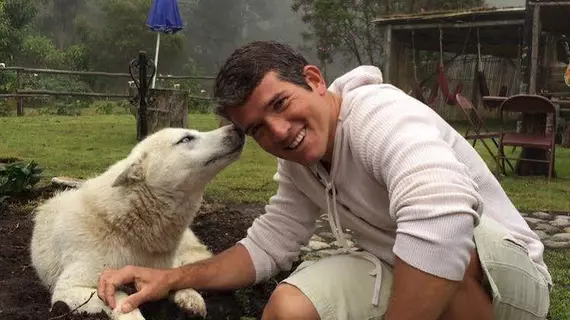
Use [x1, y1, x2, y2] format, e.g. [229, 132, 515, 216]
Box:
[497, 94, 557, 180]
[455, 94, 514, 172]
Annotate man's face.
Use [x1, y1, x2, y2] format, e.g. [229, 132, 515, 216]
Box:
[227, 66, 332, 166]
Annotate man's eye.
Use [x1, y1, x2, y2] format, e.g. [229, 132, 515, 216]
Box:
[274, 98, 287, 112]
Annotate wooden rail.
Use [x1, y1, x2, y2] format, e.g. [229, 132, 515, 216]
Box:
[0, 65, 215, 116]
[0, 66, 215, 80]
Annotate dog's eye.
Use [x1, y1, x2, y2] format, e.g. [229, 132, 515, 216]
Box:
[177, 135, 195, 144]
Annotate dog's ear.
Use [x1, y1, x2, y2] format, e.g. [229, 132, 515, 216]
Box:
[112, 153, 147, 187]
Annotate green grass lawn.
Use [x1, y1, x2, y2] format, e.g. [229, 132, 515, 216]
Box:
[0, 114, 278, 203]
[1, 112, 569, 319]
[451, 121, 570, 213]
[2, 113, 569, 211]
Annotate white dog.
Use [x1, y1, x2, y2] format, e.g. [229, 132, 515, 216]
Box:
[30, 125, 246, 320]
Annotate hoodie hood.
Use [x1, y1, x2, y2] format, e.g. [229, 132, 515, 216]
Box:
[328, 65, 384, 97]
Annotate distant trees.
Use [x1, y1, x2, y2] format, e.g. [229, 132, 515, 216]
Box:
[1, 0, 484, 82]
[292, 0, 484, 68]
[0, 0, 37, 64]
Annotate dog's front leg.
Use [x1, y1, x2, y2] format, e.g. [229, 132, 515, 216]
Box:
[172, 228, 213, 266]
[168, 228, 213, 318]
[51, 264, 146, 320]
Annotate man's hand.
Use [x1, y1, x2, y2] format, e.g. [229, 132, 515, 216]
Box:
[97, 265, 174, 313]
[97, 244, 256, 314]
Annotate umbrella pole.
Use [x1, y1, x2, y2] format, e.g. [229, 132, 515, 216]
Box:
[152, 32, 160, 89]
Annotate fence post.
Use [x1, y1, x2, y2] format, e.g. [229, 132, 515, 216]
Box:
[16, 69, 23, 116]
[137, 51, 148, 141]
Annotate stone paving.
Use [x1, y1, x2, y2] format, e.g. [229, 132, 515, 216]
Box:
[521, 211, 570, 249]
[301, 212, 570, 261]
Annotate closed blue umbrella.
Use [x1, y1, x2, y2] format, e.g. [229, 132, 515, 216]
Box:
[146, 0, 184, 88]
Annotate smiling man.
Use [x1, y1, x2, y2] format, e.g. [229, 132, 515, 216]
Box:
[98, 41, 552, 320]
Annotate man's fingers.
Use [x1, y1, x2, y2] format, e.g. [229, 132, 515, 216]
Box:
[105, 281, 118, 309]
[97, 273, 107, 305]
[121, 290, 149, 313]
[98, 266, 137, 309]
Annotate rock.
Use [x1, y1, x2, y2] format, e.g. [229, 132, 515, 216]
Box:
[301, 249, 345, 261]
[520, 212, 529, 217]
[51, 176, 84, 188]
[530, 212, 553, 220]
[534, 223, 561, 235]
[551, 218, 570, 228]
[564, 227, 570, 233]
[307, 240, 331, 251]
[533, 230, 549, 241]
[330, 239, 355, 248]
[550, 233, 570, 242]
[310, 235, 326, 242]
[543, 240, 570, 249]
[315, 249, 346, 258]
[523, 217, 544, 228]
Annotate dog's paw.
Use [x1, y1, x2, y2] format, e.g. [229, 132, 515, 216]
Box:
[172, 288, 207, 318]
[110, 307, 146, 320]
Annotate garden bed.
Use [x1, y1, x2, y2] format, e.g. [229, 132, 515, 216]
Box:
[0, 185, 288, 320]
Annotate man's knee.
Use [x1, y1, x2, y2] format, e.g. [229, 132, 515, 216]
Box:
[262, 283, 320, 320]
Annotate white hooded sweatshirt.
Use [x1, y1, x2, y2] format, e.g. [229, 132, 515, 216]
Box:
[238, 65, 551, 304]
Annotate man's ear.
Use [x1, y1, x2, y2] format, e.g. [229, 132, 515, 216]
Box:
[112, 153, 147, 187]
[303, 65, 327, 95]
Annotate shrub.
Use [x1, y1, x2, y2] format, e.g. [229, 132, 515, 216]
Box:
[0, 160, 43, 198]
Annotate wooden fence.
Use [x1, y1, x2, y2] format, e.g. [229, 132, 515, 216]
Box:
[0, 65, 215, 116]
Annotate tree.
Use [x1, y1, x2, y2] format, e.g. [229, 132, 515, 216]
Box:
[292, 0, 385, 67]
[183, 0, 275, 74]
[0, 0, 37, 63]
[33, 0, 87, 49]
[292, 0, 483, 68]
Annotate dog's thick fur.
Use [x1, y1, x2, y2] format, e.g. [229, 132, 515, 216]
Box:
[30, 125, 245, 320]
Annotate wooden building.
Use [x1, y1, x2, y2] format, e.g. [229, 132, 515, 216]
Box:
[373, 2, 570, 119]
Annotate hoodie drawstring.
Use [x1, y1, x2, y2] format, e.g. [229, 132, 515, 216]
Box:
[322, 120, 383, 306]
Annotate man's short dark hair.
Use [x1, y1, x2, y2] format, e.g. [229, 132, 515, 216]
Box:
[213, 40, 312, 120]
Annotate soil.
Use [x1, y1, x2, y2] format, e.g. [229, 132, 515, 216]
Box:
[0, 185, 293, 320]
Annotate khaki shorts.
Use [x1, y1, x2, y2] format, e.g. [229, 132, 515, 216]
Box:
[282, 215, 551, 320]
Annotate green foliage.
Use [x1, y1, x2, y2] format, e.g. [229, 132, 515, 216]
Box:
[0, 69, 17, 92]
[0, 160, 43, 198]
[93, 101, 115, 115]
[2, 0, 37, 29]
[292, 0, 388, 66]
[0, 0, 37, 63]
[17, 35, 90, 70]
[19, 35, 65, 67]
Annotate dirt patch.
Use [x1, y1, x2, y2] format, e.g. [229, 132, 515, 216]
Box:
[0, 186, 291, 320]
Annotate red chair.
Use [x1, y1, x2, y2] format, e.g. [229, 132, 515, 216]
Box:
[455, 94, 514, 172]
[497, 94, 557, 180]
